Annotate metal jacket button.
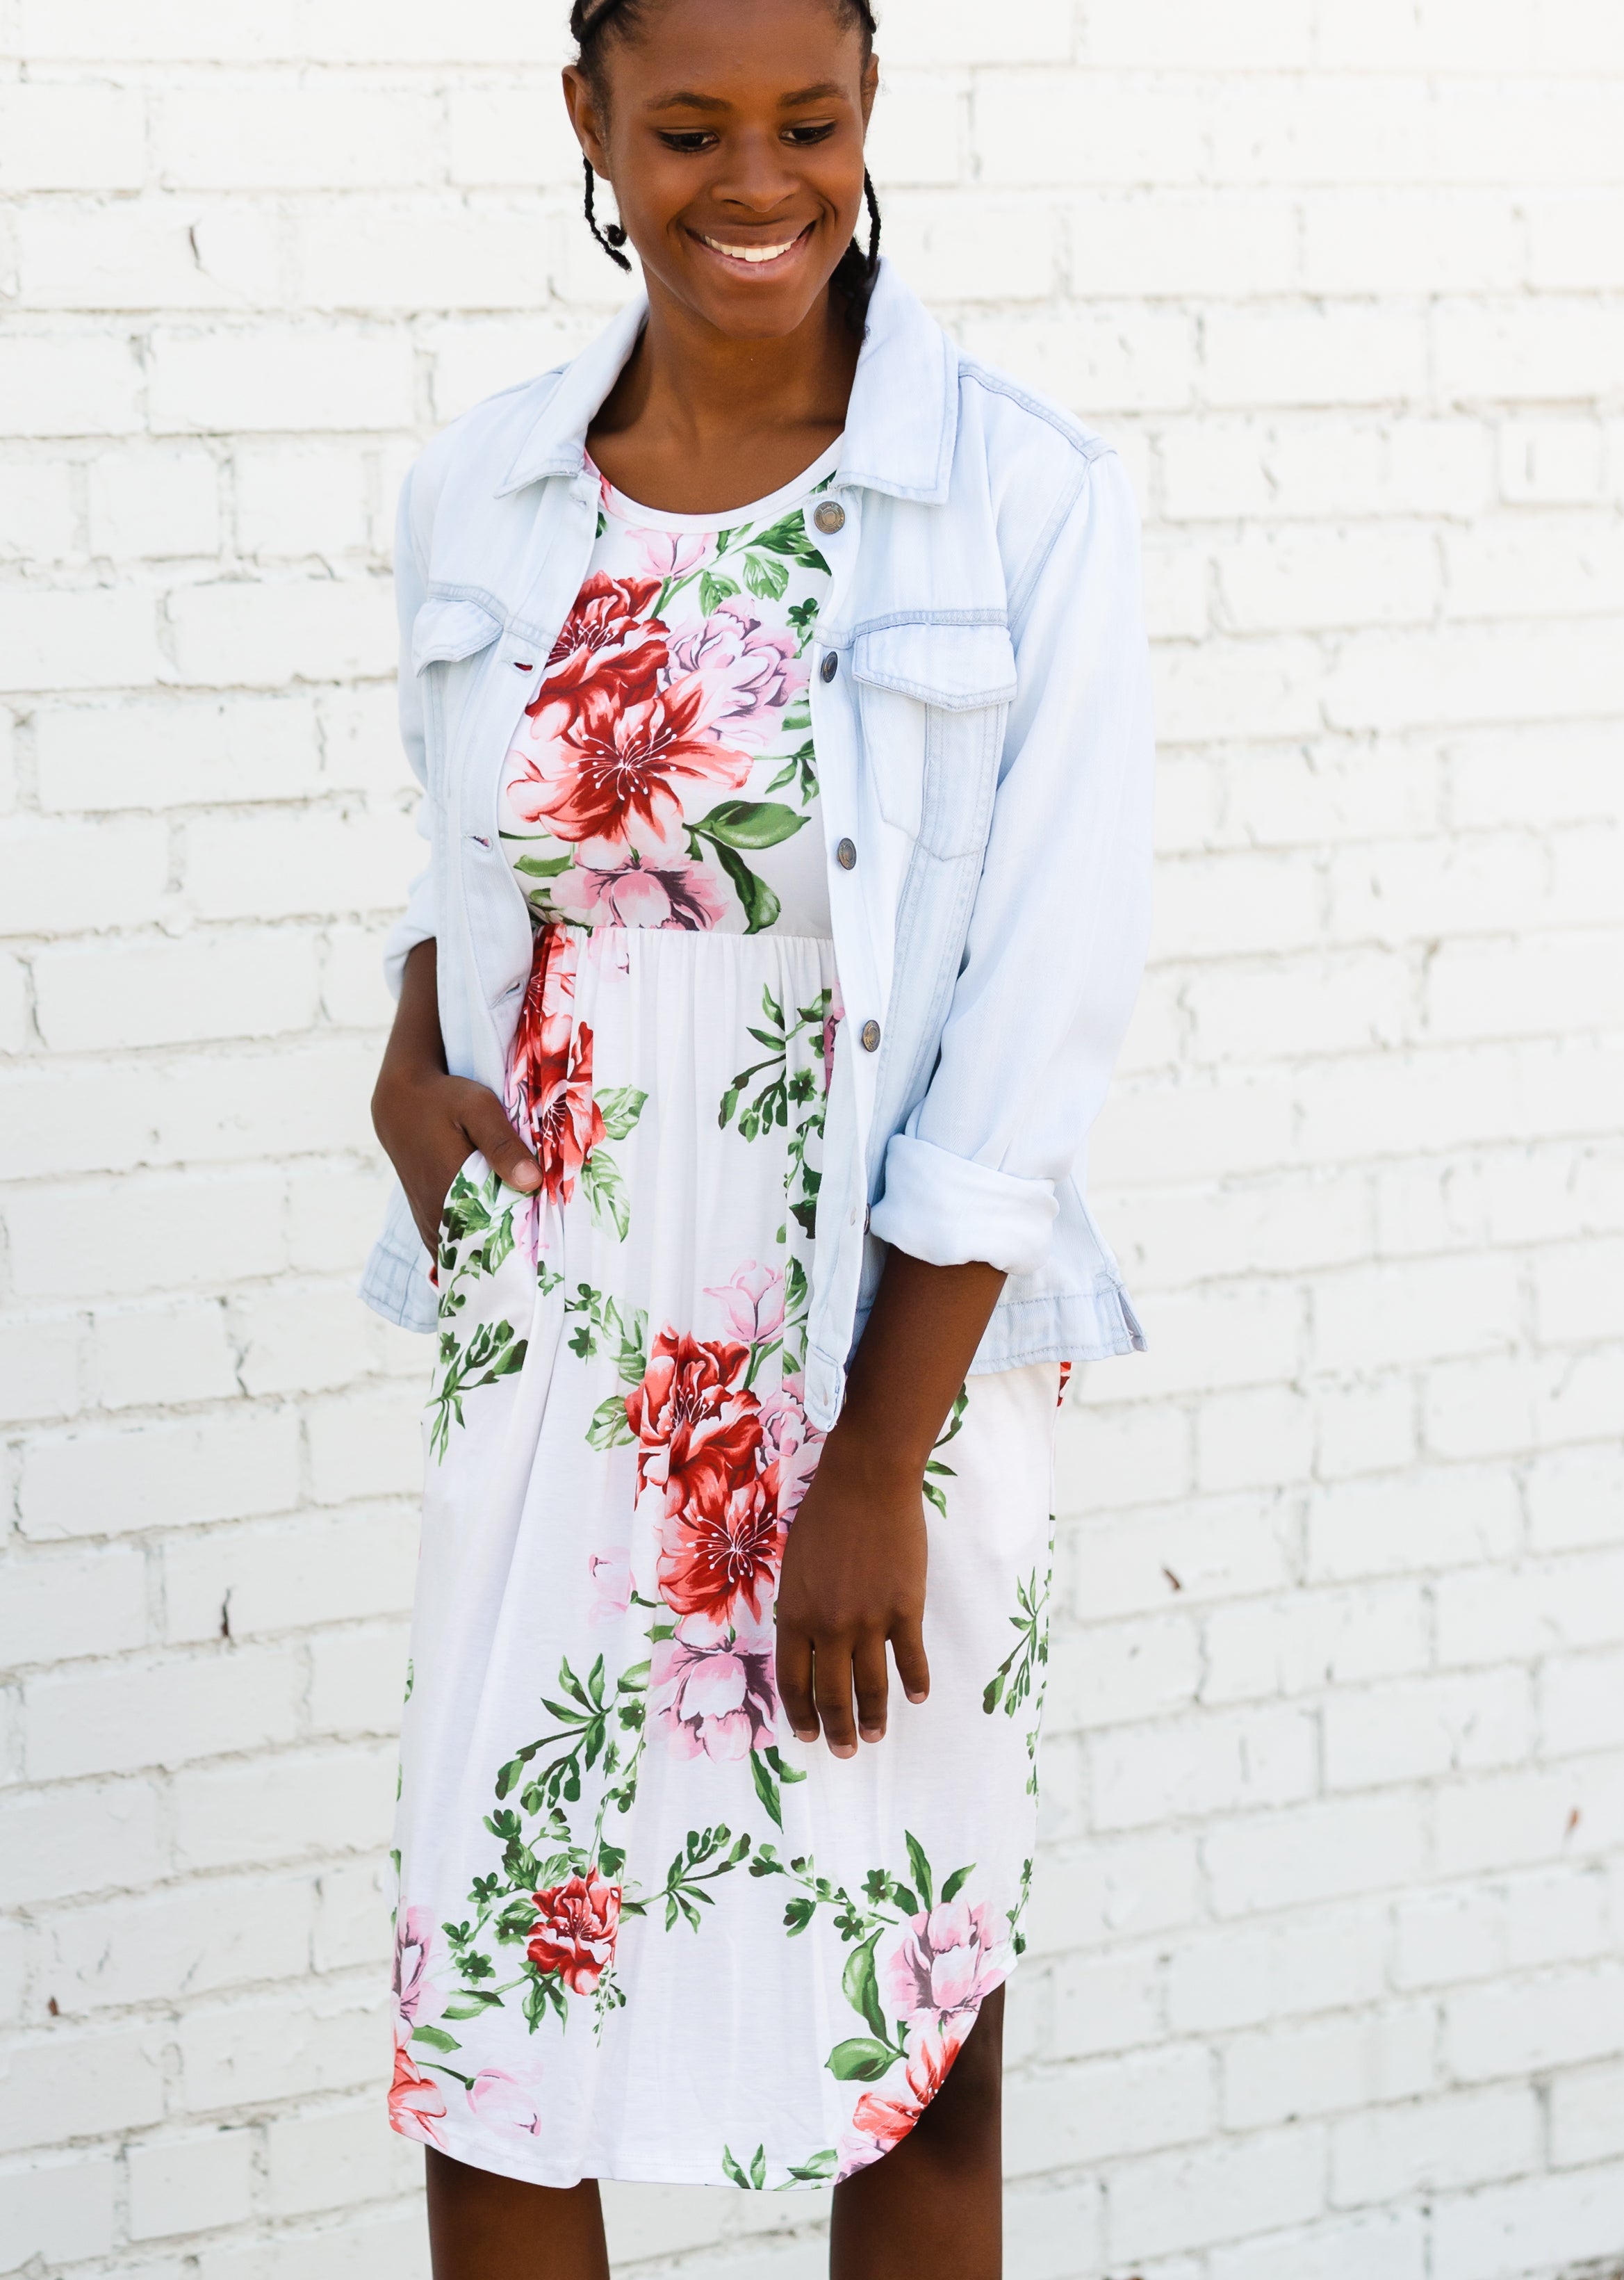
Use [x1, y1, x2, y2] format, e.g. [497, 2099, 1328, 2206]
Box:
[820, 651, 838, 683]
[860, 1019, 881, 1052]
[813, 500, 846, 534]
[836, 837, 857, 870]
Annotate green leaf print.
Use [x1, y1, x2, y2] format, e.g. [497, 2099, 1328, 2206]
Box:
[904, 1831, 935, 1914]
[787, 2149, 839, 2183]
[694, 798, 809, 851]
[507, 849, 574, 881]
[982, 1568, 1050, 1720]
[428, 1317, 527, 1463]
[586, 1392, 634, 1451]
[940, 1862, 976, 1904]
[411, 2023, 461, 2054]
[921, 1384, 969, 1519]
[580, 1149, 630, 1241]
[698, 569, 740, 613]
[710, 839, 782, 936]
[842, 1928, 888, 2040]
[722, 2143, 762, 2190]
[826, 2036, 898, 2083]
[596, 1085, 647, 1142]
[743, 548, 790, 601]
[747, 1741, 807, 1831]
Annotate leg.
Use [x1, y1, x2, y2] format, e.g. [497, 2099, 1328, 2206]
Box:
[425, 2148, 611, 2280]
[829, 1985, 1004, 2280]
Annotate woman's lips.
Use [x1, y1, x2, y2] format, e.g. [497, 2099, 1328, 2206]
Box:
[694, 223, 814, 274]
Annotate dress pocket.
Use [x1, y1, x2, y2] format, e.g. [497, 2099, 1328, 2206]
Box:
[851, 620, 1016, 857]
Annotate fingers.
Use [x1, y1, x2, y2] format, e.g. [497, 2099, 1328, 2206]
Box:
[814, 1638, 859, 1760]
[460, 1084, 541, 1194]
[776, 1624, 818, 1746]
[853, 1634, 890, 1744]
[892, 1617, 931, 1707]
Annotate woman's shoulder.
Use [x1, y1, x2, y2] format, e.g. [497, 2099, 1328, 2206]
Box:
[403, 363, 573, 522]
[953, 347, 1119, 494]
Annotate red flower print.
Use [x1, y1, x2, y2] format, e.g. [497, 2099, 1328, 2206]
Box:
[657, 1468, 786, 1630]
[626, 1330, 762, 1518]
[505, 927, 605, 1207]
[388, 2023, 448, 2148]
[509, 674, 753, 858]
[837, 2027, 965, 2179]
[527, 1866, 623, 1994]
[536, 571, 669, 709]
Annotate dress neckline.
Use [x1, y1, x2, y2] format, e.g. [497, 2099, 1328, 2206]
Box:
[584, 437, 844, 535]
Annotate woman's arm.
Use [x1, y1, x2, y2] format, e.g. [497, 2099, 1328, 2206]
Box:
[775, 1251, 1005, 1757]
[371, 938, 541, 1255]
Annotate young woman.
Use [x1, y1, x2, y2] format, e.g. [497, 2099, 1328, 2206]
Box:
[365, 2, 1153, 2272]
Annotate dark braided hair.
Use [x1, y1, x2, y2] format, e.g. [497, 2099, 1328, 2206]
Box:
[570, 0, 883, 333]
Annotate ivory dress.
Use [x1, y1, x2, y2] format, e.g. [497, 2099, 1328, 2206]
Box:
[388, 443, 1062, 2190]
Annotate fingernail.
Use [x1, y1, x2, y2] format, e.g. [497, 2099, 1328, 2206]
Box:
[859, 1725, 883, 1743]
[514, 1162, 541, 1191]
[831, 1742, 858, 1760]
[905, 1689, 927, 1704]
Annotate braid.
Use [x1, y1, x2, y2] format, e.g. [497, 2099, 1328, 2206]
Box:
[571, 0, 885, 332]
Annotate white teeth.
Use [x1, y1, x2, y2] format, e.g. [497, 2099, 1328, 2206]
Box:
[701, 233, 801, 265]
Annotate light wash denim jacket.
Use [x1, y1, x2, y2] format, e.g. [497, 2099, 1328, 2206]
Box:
[361, 259, 1154, 1431]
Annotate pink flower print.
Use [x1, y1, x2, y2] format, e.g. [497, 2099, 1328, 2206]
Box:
[650, 1621, 778, 1762]
[705, 1262, 786, 1346]
[468, 2067, 546, 2135]
[667, 601, 807, 750]
[883, 1897, 1003, 2031]
[636, 527, 712, 585]
[391, 1907, 441, 2033]
[388, 2023, 448, 2149]
[836, 2026, 965, 2180]
[588, 1547, 633, 1625]
[757, 1372, 823, 1526]
[551, 852, 727, 932]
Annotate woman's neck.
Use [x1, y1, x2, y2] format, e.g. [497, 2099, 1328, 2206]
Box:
[586, 277, 861, 516]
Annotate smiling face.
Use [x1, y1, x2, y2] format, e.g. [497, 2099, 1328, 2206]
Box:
[564, 0, 878, 343]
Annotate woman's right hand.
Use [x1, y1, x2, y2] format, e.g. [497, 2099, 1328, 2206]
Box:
[370, 939, 541, 1255]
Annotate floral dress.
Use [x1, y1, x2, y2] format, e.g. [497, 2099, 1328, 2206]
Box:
[388, 443, 1063, 2191]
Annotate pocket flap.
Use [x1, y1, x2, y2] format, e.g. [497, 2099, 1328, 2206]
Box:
[851, 621, 1017, 712]
[412, 595, 504, 674]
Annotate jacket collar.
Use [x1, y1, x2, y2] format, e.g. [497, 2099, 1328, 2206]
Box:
[494, 258, 958, 505]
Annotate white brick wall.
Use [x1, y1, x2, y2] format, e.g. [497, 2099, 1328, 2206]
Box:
[1, 4, 1621, 2276]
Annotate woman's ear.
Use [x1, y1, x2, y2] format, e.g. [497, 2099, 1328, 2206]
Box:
[561, 63, 611, 174]
[860, 50, 879, 130]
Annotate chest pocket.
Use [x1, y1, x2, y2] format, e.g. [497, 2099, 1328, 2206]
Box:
[851, 621, 1017, 859]
[412, 594, 505, 674]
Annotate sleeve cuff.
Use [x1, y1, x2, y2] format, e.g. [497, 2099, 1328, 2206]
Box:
[382, 866, 437, 1001]
[867, 1134, 1058, 1277]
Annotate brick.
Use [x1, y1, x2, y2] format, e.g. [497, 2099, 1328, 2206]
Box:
[1437, 297, 1624, 404]
[129, 2131, 256, 2240]
[1205, 1794, 1429, 1916]
[1047, 1615, 1199, 1734]
[35, 929, 322, 1052]
[1151, 634, 1325, 747]
[0, 1777, 164, 1906]
[885, 193, 1057, 304]
[1105, 2124, 1326, 2261]
[1324, 618, 1624, 734]
[306, 1383, 424, 1506]
[1066, 195, 1299, 299]
[1447, 1964, 1624, 2084]
[1195, 1385, 1315, 1495]
[1208, 2207, 1425, 2280]
[185, 803, 418, 920]
[1024, 1833, 1200, 1957]
[1090, 1704, 1317, 1831]
[86, 446, 220, 561]
[0, 813, 170, 934]
[166, 578, 397, 690]
[0, 1314, 81, 1426]
[1060, 1495, 1294, 1622]
[176, 1984, 386, 2113]
[1216, 524, 1438, 634]
[958, 307, 1197, 417]
[1004, 2045, 1212, 2175]
[35, 694, 323, 811]
[147, 327, 416, 434]
[1393, 1867, 1614, 1992]
[1313, 1380, 1418, 1482]
[1167, 1908, 1388, 2036]
[1102, 1280, 1300, 1401]
[17, 196, 286, 316]
[0, 1541, 146, 1672]
[881, 0, 1074, 65]
[1156, 849, 1322, 961]
[1185, 950, 1413, 1070]
[0, 333, 142, 436]
[313, 1857, 394, 1975]
[1432, 2163, 1624, 2280]
[1500, 418, 1605, 507]
[1550, 2061, 1624, 2169]
[1422, 1354, 1538, 1463]
[295, 199, 561, 315]
[0, 459, 79, 562]
[236, 444, 372, 560]
[0, 586, 165, 695]
[863, 69, 969, 191]
[18, 1410, 302, 1541]
[1542, 1647, 1624, 1758]
[426, 314, 594, 425]
[1331, 2084, 1541, 2206]
[1435, 1551, 1624, 1668]
[155, 84, 441, 190]
[320, 922, 397, 1031]
[1536, 1237, 1624, 1345]
[0, 83, 145, 190]
[91, 1298, 240, 1410]
[1082, 0, 1311, 67]
[1427, 929, 1624, 1045]
[1048, 1943, 1163, 2060]
[163, 1504, 416, 1647]
[263, 2098, 420, 2217]
[47, 1871, 314, 2013]
[308, 1620, 411, 1739]
[172, 1743, 397, 1872]
[1306, 1467, 1519, 1583]
[1160, 414, 1492, 523]
[1203, 306, 1427, 409]
[3, 1167, 288, 1301]
[1434, 1755, 1624, 1879]
[1324, 1669, 1531, 1791]
[1526, 1447, 1624, 1553]
[0, 2023, 166, 2153]
[0, 2153, 118, 2267]
[1222, 2001, 1435, 2129]
[1201, 1583, 1428, 1704]
[24, 1640, 304, 1777]
[1302, 192, 1523, 295]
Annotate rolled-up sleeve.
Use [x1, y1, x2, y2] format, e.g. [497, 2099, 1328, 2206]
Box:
[382, 465, 439, 1000]
[867, 448, 1154, 1276]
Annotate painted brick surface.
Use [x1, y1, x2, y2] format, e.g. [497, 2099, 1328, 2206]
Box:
[1, 4, 1621, 2277]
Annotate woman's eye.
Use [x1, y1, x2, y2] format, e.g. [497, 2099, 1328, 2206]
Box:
[657, 131, 716, 154]
[785, 122, 837, 145]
